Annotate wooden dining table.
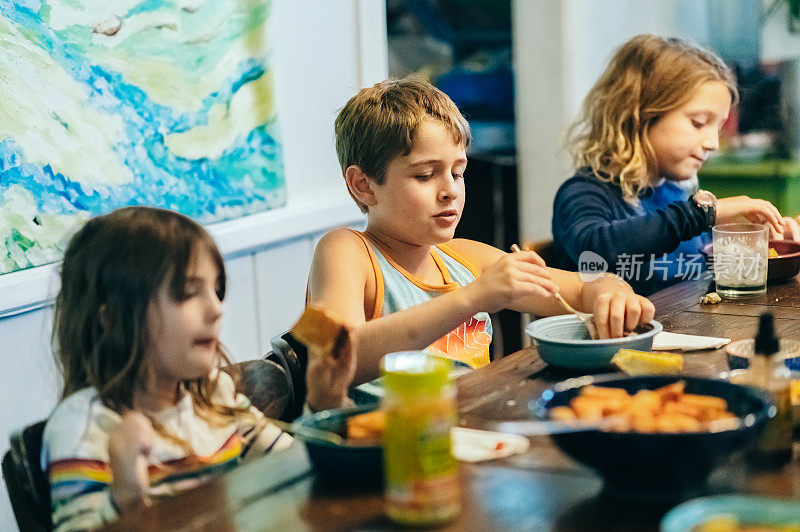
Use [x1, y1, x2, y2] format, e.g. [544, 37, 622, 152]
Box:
[106, 277, 800, 531]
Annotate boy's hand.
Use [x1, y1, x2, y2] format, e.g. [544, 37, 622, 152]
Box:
[717, 196, 783, 233]
[305, 325, 357, 412]
[580, 275, 655, 339]
[108, 412, 155, 513]
[466, 251, 558, 314]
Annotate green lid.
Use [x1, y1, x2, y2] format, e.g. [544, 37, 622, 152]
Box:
[381, 351, 452, 394]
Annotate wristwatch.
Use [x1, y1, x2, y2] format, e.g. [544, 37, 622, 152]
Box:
[693, 189, 717, 228]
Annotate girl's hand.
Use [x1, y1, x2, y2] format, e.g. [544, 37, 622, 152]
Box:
[581, 276, 655, 339]
[770, 216, 800, 241]
[305, 326, 357, 412]
[108, 412, 155, 513]
[716, 196, 784, 233]
[465, 251, 558, 314]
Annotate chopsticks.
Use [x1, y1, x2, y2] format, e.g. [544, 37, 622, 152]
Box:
[510, 244, 598, 339]
[268, 417, 346, 445]
[242, 415, 347, 447]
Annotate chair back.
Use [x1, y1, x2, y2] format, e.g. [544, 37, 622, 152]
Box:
[234, 359, 291, 419]
[264, 331, 308, 421]
[2, 362, 289, 532]
[2, 419, 51, 531]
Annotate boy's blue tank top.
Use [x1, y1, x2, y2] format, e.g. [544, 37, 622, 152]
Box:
[354, 231, 493, 368]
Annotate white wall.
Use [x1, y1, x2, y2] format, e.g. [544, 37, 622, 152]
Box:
[762, 0, 800, 61]
[513, 0, 708, 243]
[0, 1, 386, 528]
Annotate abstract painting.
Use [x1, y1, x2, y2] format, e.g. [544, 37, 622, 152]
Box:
[0, 0, 285, 274]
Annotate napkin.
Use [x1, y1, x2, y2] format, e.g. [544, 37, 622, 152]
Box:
[652, 331, 730, 351]
[450, 427, 530, 462]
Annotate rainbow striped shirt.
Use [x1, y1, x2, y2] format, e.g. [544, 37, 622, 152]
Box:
[41, 372, 292, 531]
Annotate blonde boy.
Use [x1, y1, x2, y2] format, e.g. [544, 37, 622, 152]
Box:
[308, 78, 654, 383]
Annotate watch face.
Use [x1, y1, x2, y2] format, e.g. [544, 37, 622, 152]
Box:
[695, 190, 716, 207]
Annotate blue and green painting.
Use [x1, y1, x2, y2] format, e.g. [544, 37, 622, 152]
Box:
[0, 0, 285, 274]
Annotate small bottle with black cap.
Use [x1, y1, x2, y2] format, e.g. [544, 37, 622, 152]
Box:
[746, 312, 794, 467]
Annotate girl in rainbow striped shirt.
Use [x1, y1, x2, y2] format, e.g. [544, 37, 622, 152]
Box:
[42, 206, 354, 531]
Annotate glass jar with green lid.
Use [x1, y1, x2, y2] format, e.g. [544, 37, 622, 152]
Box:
[381, 351, 460, 525]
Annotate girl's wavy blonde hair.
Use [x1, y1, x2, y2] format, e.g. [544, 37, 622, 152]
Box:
[569, 34, 738, 202]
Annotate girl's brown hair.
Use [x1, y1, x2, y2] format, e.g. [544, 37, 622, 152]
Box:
[53, 206, 248, 450]
[334, 76, 471, 212]
[569, 34, 738, 201]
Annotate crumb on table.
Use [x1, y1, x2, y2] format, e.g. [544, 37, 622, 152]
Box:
[699, 292, 721, 305]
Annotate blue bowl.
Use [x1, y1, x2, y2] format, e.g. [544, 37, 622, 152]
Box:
[295, 403, 383, 485]
[661, 494, 800, 531]
[532, 375, 771, 497]
[525, 315, 662, 370]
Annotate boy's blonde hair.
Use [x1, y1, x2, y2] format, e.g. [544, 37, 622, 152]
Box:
[335, 77, 471, 212]
[569, 34, 738, 202]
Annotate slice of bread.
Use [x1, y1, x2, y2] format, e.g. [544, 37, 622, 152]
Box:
[290, 305, 346, 356]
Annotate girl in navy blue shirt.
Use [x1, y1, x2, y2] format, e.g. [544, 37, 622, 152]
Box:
[552, 34, 791, 295]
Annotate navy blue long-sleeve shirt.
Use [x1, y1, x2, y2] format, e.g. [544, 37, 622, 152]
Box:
[551, 168, 712, 295]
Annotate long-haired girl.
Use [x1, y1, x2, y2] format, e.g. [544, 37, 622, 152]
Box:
[552, 34, 791, 295]
[42, 206, 353, 531]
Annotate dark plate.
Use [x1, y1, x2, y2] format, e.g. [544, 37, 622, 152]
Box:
[294, 403, 383, 485]
[767, 240, 800, 282]
[531, 375, 771, 498]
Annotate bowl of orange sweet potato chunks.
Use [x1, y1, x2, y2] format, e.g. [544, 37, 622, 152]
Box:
[532, 375, 771, 497]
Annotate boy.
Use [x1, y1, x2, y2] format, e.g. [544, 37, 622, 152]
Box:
[308, 78, 655, 384]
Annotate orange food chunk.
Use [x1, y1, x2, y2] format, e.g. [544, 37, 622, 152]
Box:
[347, 410, 386, 441]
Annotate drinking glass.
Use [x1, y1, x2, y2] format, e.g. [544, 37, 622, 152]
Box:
[711, 223, 768, 298]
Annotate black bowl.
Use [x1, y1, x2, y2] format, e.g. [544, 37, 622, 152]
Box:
[294, 403, 383, 485]
[767, 240, 800, 282]
[532, 375, 771, 497]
